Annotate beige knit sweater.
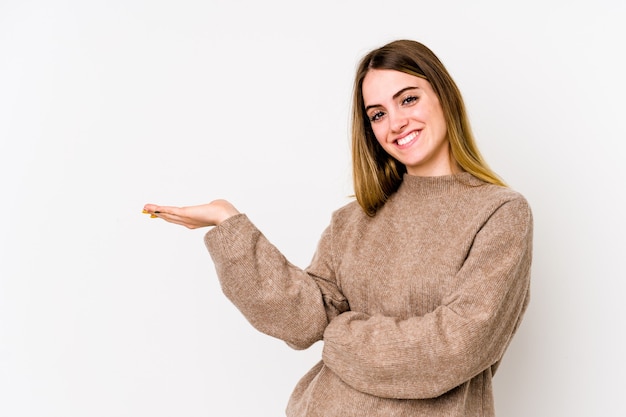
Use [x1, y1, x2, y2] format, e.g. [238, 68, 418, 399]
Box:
[204, 172, 533, 417]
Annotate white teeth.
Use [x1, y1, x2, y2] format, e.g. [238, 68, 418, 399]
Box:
[397, 131, 418, 146]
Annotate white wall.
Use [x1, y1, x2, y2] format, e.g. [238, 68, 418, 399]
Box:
[1, 1, 624, 416]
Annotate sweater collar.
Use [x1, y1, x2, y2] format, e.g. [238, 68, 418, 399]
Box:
[397, 172, 484, 198]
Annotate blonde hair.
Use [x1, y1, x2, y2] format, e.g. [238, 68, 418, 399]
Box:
[351, 40, 506, 216]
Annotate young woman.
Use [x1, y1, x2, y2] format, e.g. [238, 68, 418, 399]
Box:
[143, 39, 533, 417]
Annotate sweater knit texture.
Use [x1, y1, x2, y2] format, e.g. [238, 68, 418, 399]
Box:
[204, 172, 533, 417]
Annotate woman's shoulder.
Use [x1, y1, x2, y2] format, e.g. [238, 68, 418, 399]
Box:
[454, 171, 526, 205]
[331, 199, 366, 223]
[472, 182, 533, 228]
[478, 181, 528, 203]
[487, 187, 531, 216]
[439, 173, 533, 228]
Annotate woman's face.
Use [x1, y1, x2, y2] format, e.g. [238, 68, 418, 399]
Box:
[362, 69, 452, 176]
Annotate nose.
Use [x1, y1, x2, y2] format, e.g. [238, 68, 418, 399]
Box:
[389, 109, 408, 133]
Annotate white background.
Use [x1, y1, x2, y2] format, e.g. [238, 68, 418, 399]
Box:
[1, 0, 625, 416]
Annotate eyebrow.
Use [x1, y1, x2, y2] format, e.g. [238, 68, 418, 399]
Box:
[364, 86, 420, 112]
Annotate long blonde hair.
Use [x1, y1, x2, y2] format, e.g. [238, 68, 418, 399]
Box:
[351, 40, 506, 216]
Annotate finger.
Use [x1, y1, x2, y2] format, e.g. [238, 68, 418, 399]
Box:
[160, 205, 186, 215]
[143, 204, 181, 216]
[148, 211, 198, 228]
[142, 205, 170, 219]
[143, 203, 160, 214]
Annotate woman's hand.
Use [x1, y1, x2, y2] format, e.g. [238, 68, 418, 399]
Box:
[142, 199, 240, 229]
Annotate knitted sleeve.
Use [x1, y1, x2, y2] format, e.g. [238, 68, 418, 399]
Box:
[204, 213, 349, 350]
[321, 198, 533, 399]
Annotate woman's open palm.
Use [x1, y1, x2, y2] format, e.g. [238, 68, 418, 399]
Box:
[142, 199, 239, 229]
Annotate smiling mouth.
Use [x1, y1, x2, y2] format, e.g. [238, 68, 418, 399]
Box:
[396, 131, 419, 146]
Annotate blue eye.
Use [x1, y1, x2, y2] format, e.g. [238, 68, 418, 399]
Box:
[402, 95, 418, 105]
[369, 111, 385, 122]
